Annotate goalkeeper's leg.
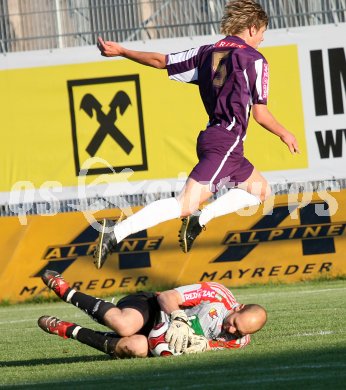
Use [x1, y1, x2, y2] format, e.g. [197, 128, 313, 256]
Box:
[41, 270, 130, 331]
[37, 316, 148, 358]
[42, 271, 159, 337]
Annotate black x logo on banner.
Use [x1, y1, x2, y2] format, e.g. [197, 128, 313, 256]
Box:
[80, 91, 133, 156]
[68, 75, 147, 176]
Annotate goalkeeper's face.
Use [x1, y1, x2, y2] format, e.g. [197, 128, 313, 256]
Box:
[223, 306, 247, 338]
[223, 304, 267, 337]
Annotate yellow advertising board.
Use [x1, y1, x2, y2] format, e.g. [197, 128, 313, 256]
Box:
[0, 190, 344, 303]
[0, 44, 307, 192]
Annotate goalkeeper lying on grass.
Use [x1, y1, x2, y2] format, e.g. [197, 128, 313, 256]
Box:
[38, 270, 267, 358]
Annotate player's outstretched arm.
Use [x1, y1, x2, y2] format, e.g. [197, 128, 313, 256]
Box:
[252, 104, 300, 154]
[97, 37, 166, 69]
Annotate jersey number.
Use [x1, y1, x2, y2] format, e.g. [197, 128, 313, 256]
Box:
[212, 51, 231, 88]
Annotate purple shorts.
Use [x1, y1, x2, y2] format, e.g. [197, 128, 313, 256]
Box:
[189, 126, 254, 193]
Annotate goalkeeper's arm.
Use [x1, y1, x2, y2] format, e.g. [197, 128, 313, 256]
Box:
[185, 335, 251, 354]
[157, 289, 184, 314]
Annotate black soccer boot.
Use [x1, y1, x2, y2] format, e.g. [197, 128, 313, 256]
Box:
[178, 211, 205, 253]
[93, 219, 118, 269]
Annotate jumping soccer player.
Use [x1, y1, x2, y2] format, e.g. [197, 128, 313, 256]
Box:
[38, 270, 267, 358]
[93, 0, 299, 268]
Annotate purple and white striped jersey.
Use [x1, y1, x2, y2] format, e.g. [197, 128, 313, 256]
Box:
[166, 35, 269, 137]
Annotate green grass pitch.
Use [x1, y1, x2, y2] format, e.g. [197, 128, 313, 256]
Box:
[0, 279, 345, 389]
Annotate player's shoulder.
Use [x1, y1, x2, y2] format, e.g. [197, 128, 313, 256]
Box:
[229, 47, 267, 74]
[197, 42, 217, 56]
[202, 281, 228, 290]
[201, 281, 234, 296]
[237, 44, 267, 63]
[253, 48, 267, 62]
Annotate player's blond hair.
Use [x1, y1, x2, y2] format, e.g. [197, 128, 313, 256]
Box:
[220, 0, 269, 36]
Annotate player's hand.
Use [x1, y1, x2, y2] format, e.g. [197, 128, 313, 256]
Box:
[185, 334, 209, 354]
[280, 131, 300, 154]
[97, 37, 123, 57]
[165, 310, 191, 353]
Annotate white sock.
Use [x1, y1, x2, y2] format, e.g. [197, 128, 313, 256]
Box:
[114, 197, 181, 243]
[198, 188, 261, 226]
[65, 289, 75, 303]
[71, 326, 82, 339]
